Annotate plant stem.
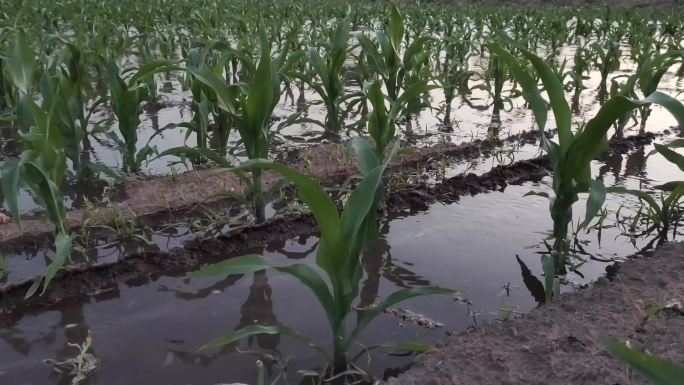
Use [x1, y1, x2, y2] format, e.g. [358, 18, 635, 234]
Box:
[252, 167, 265, 224]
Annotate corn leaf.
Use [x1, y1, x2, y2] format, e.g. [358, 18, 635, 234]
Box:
[188, 254, 271, 278]
[200, 324, 331, 362]
[1, 160, 22, 228]
[604, 338, 684, 385]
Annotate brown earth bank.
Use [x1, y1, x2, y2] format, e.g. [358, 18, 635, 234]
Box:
[385, 241, 684, 385]
[0, 131, 657, 320]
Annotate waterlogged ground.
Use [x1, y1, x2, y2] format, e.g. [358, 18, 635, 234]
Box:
[2, 16, 684, 385]
[1, 135, 683, 384]
[2, 38, 683, 215]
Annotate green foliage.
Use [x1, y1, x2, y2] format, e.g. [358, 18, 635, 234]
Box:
[1, 93, 74, 297]
[297, 16, 351, 134]
[189, 139, 456, 372]
[184, 32, 285, 222]
[605, 338, 684, 385]
[489, 43, 684, 299]
[107, 60, 177, 172]
[612, 140, 684, 241]
[357, 3, 432, 124]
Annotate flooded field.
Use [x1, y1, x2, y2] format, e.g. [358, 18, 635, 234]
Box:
[1, 1, 684, 384]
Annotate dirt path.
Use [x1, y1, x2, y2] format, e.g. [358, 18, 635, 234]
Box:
[386, 241, 684, 385]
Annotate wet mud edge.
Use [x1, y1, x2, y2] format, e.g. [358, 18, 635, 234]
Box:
[385, 241, 684, 385]
[0, 132, 657, 320]
[0, 130, 544, 250]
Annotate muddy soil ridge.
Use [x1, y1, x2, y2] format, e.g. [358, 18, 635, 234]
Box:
[0, 131, 658, 320]
[0, 130, 543, 250]
[385, 241, 684, 385]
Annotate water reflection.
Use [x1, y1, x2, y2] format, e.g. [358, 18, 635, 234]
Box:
[358, 222, 432, 316]
[514, 255, 546, 305]
[236, 271, 281, 352]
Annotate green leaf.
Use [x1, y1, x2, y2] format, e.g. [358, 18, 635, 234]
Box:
[129, 60, 178, 87]
[244, 32, 277, 142]
[581, 179, 606, 229]
[23, 161, 67, 234]
[276, 264, 336, 327]
[367, 81, 391, 158]
[566, 92, 684, 182]
[542, 254, 556, 300]
[187, 66, 238, 115]
[348, 137, 379, 176]
[520, 49, 572, 152]
[381, 341, 437, 354]
[7, 31, 35, 95]
[388, 4, 404, 52]
[26, 232, 75, 298]
[86, 162, 122, 180]
[644, 91, 684, 130]
[487, 43, 548, 132]
[390, 83, 439, 120]
[604, 338, 684, 385]
[200, 324, 331, 362]
[654, 143, 684, 172]
[156, 146, 231, 168]
[188, 254, 271, 278]
[1, 160, 22, 228]
[340, 165, 385, 254]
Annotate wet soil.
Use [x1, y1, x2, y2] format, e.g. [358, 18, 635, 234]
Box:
[0, 132, 658, 319]
[385, 241, 684, 385]
[387, 132, 656, 214]
[0, 130, 544, 251]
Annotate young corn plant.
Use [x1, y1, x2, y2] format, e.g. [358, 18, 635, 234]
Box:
[1, 94, 74, 298]
[357, 4, 432, 122]
[489, 43, 684, 299]
[435, 32, 475, 130]
[613, 140, 684, 245]
[592, 39, 622, 100]
[365, 79, 435, 162]
[182, 43, 234, 155]
[611, 51, 684, 136]
[178, 33, 285, 223]
[297, 17, 350, 136]
[107, 59, 176, 172]
[188, 139, 456, 374]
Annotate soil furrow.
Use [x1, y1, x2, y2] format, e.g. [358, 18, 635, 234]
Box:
[0, 132, 658, 319]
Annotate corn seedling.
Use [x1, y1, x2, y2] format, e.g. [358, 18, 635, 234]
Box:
[1, 88, 76, 297]
[357, 4, 433, 129]
[296, 16, 351, 135]
[489, 43, 684, 299]
[189, 138, 456, 373]
[107, 59, 177, 172]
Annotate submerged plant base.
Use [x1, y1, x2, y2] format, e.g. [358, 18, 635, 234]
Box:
[385, 242, 684, 385]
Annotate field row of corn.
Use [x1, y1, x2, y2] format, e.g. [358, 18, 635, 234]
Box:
[1, 0, 684, 383]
